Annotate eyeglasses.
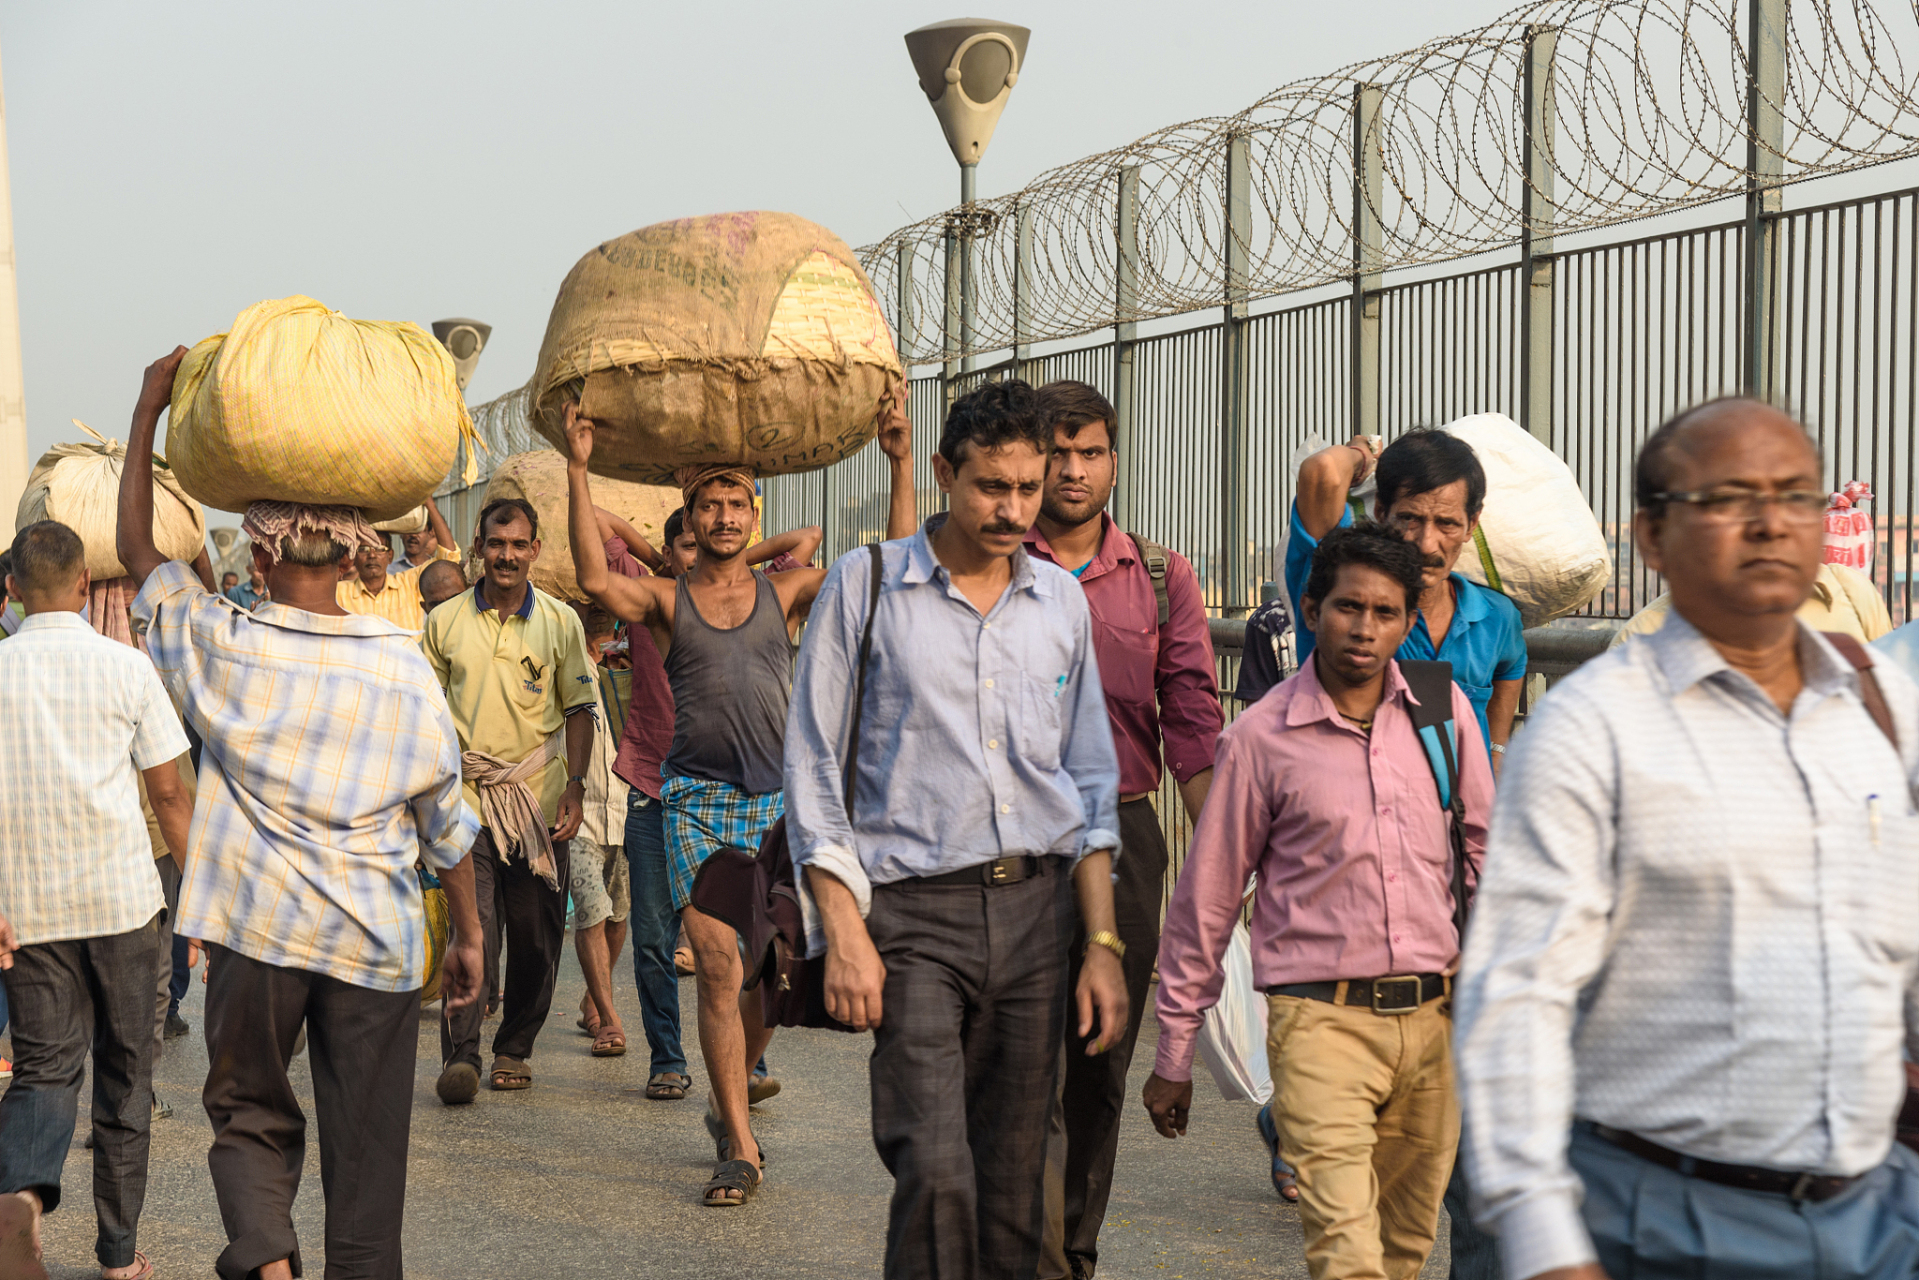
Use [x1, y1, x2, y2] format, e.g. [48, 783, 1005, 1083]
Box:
[1652, 489, 1827, 523]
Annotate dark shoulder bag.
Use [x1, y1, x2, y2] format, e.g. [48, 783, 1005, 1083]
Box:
[1397, 659, 1473, 943]
[689, 543, 884, 1033]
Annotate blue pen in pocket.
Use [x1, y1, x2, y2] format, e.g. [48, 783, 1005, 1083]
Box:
[1054, 674, 1067, 698]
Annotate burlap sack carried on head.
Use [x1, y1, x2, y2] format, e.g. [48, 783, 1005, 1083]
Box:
[17, 422, 206, 579]
[470, 450, 679, 602]
[168, 295, 478, 523]
[530, 211, 901, 484]
[1438, 412, 1612, 627]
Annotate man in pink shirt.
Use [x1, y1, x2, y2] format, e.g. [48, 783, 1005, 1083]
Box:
[1021, 380, 1223, 1280]
[1145, 525, 1492, 1280]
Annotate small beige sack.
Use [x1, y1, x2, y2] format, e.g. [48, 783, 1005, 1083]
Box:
[530, 211, 901, 484]
[16, 421, 206, 580]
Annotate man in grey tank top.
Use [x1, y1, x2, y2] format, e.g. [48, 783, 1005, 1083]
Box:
[557, 395, 914, 1208]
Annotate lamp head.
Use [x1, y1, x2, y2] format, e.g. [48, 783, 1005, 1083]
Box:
[431, 318, 492, 393]
[904, 18, 1030, 168]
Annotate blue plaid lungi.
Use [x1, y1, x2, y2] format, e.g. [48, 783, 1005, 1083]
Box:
[661, 777, 785, 911]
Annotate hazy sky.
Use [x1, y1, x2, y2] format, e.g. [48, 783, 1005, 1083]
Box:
[1, 0, 1520, 474]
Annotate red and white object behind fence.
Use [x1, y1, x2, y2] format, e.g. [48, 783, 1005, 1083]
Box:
[1824, 480, 1876, 570]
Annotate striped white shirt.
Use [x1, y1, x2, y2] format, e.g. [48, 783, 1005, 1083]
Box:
[1455, 614, 1919, 1280]
[134, 561, 478, 991]
[0, 611, 189, 945]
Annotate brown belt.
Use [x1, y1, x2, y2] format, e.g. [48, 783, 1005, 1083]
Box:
[1585, 1123, 1862, 1203]
[917, 855, 1044, 888]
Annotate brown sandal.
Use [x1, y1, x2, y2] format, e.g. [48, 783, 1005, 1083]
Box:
[590, 1024, 627, 1057]
[701, 1158, 762, 1207]
[489, 1055, 532, 1090]
[646, 1072, 690, 1100]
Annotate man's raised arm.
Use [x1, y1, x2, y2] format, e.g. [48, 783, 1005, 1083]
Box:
[562, 402, 655, 624]
[424, 495, 456, 556]
[117, 347, 190, 586]
[878, 380, 918, 540]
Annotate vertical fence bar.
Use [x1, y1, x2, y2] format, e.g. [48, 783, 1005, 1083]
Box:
[1015, 200, 1038, 383]
[1352, 83, 1384, 438]
[1744, 0, 1785, 398]
[1521, 26, 1558, 443]
[943, 230, 961, 407]
[1114, 165, 1141, 529]
[1222, 134, 1252, 614]
[896, 242, 916, 369]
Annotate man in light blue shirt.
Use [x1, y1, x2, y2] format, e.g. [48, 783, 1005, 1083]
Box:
[785, 379, 1128, 1280]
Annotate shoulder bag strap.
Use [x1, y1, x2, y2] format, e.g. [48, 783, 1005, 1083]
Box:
[1823, 630, 1897, 750]
[1128, 534, 1172, 629]
[842, 544, 885, 815]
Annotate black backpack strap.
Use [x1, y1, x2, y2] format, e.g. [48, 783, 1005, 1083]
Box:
[841, 544, 884, 815]
[1129, 534, 1171, 629]
[1397, 659, 1472, 941]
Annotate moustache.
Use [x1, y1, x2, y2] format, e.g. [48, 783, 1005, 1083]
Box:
[1423, 555, 1447, 570]
[981, 522, 1026, 537]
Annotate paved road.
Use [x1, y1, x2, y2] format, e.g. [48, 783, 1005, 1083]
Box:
[22, 944, 1451, 1279]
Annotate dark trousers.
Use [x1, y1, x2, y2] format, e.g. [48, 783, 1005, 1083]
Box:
[1443, 1156, 1501, 1280]
[1040, 799, 1167, 1279]
[202, 943, 418, 1280]
[153, 856, 180, 1068]
[869, 855, 1075, 1280]
[0, 914, 163, 1270]
[441, 829, 569, 1069]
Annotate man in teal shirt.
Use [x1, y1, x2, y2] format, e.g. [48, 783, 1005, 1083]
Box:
[1262, 431, 1525, 758]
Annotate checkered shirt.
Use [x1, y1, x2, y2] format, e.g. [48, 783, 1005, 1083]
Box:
[134, 561, 479, 991]
[661, 776, 785, 910]
[0, 611, 189, 945]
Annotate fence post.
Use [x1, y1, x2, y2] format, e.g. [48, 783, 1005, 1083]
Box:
[1744, 0, 1785, 400]
[1520, 26, 1557, 444]
[1221, 132, 1253, 615]
[943, 228, 961, 410]
[1351, 83, 1383, 440]
[1113, 165, 1141, 530]
[1015, 200, 1039, 383]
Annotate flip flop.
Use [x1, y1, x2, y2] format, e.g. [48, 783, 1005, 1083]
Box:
[591, 1024, 627, 1057]
[1256, 1102, 1300, 1203]
[646, 1072, 690, 1100]
[489, 1055, 532, 1091]
[702, 1158, 762, 1207]
[748, 1072, 781, 1105]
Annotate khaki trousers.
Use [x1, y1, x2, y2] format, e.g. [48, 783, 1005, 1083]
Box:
[1266, 991, 1458, 1280]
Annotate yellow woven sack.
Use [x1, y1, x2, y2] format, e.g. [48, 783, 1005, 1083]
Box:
[419, 884, 450, 1006]
[467, 450, 679, 602]
[531, 212, 901, 483]
[168, 296, 478, 523]
[17, 421, 206, 580]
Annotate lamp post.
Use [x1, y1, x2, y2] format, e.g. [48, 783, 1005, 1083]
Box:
[0, 41, 27, 521]
[905, 19, 1029, 375]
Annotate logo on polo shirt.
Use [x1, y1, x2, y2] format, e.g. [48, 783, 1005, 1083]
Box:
[520, 655, 547, 695]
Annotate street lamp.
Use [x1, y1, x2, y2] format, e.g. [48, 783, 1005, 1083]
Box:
[431, 318, 492, 394]
[905, 18, 1030, 373]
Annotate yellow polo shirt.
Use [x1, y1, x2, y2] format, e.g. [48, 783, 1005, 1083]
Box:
[338, 568, 427, 633]
[420, 580, 597, 824]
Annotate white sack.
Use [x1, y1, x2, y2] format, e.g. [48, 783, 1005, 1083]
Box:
[1195, 920, 1272, 1105]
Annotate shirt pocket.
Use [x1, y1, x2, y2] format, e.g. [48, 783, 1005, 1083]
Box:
[1018, 672, 1066, 772]
[1093, 616, 1158, 718]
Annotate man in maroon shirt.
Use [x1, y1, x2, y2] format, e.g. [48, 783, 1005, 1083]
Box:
[1025, 381, 1224, 1280]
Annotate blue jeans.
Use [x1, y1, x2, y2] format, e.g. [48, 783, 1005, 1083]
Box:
[623, 792, 687, 1077]
[0, 972, 9, 1039]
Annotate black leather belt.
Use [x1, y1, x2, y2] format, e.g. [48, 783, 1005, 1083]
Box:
[918, 856, 1043, 888]
[1585, 1123, 1862, 1203]
[1265, 973, 1447, 1015]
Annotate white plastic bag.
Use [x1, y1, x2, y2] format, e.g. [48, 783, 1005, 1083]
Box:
[1195, 920, 1271, 1104]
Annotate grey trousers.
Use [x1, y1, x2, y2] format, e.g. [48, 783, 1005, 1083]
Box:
[0, 914, 164, 1270]
[202, 944, 418, 1280]
[1039, 798, 1166, 1279]
[153, 855, 180, 1070]
[1570, 1122, 1919, 1279]
[869, 855, 1075, 1280]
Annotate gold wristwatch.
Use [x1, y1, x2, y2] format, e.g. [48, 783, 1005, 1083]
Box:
[1085, 930, 1127, 962]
